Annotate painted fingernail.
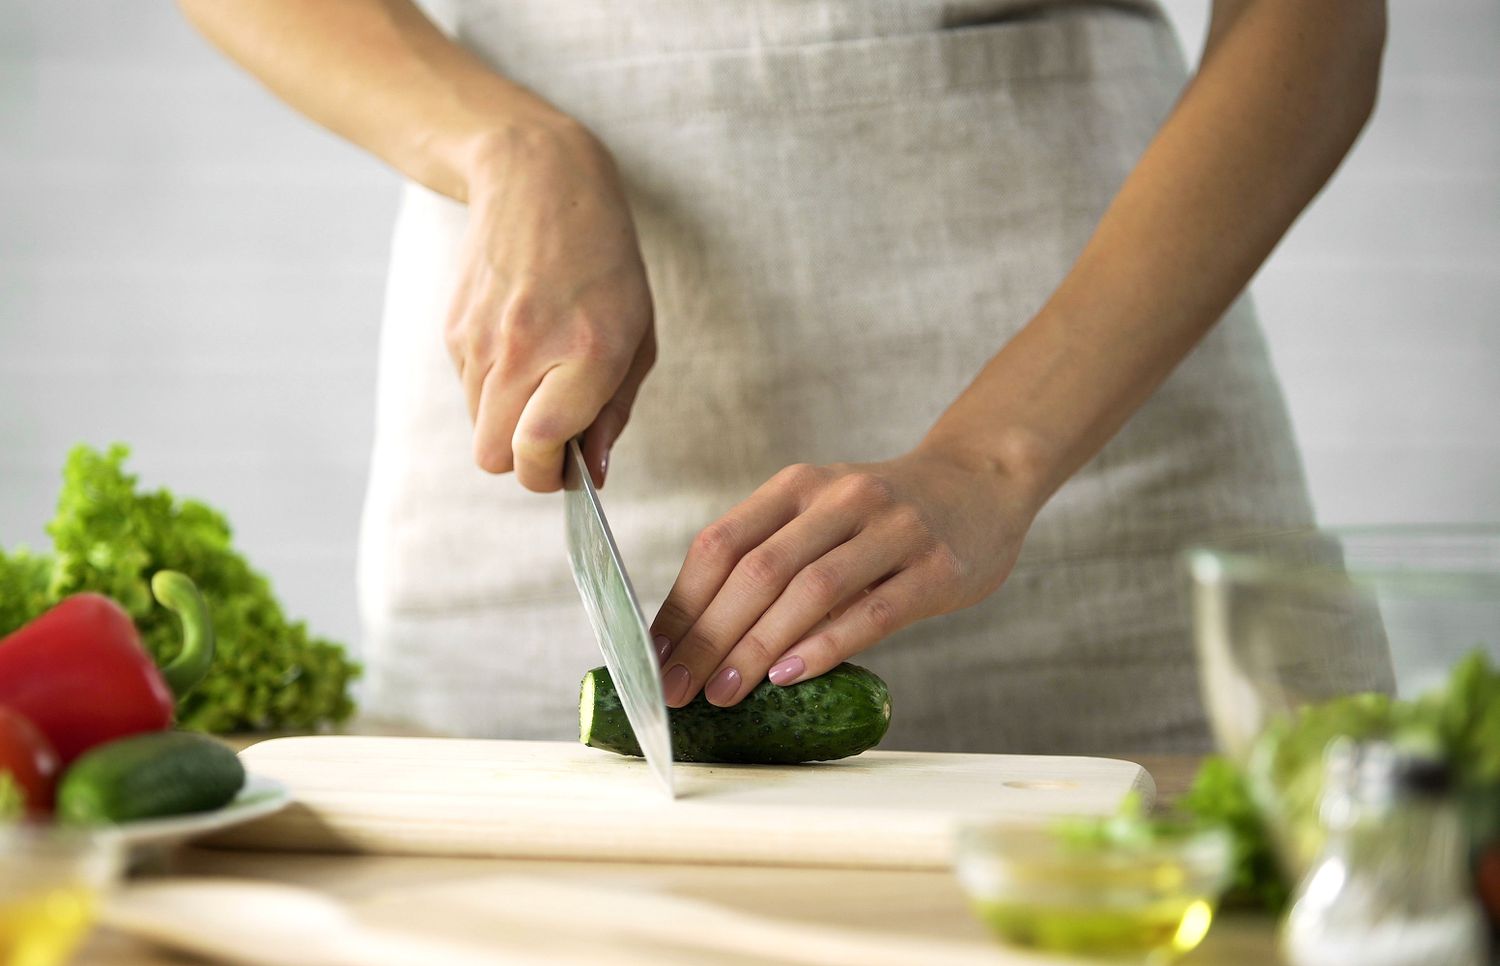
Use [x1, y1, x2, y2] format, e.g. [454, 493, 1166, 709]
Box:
[663, 664, 691, 706]
[768, 656, 805, 686]
[599, 447, 610, 485]
[705, 667, 741, 706]
[653, 635, 672, 664]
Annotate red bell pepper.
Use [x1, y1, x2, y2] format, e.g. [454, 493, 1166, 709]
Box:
[0, 703, 60, 815]
[0, 570, 214, 764]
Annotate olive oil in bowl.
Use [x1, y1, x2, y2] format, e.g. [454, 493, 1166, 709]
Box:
[0, 826, 121, 966]
[0, 886, 97, 966]
[955, 811, 1230, 962]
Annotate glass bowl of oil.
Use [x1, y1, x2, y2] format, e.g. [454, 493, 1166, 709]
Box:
[0, 823, 124, 966]
[954, 814, 1232, 962]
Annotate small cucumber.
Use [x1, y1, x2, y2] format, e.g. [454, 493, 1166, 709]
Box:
[57, 731, 245, 824]
[581, 662, 891, 764]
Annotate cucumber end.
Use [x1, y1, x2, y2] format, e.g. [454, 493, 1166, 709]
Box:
[579, 670, 597, 746]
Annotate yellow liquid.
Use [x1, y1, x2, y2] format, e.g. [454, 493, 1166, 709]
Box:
[974, 896, 1216, 962]
[0, 888, 96, 966]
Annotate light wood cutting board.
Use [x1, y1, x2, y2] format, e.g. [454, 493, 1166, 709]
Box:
[214, 737, 1153, 870]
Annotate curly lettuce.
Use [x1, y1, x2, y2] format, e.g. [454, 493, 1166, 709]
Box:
[1, 444, 359, 732]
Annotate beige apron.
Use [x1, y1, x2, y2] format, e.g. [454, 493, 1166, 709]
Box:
[357, 0, 1392, 754]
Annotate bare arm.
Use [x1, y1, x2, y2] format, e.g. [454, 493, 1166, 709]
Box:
[180, 0, 656, 489]
[650, 0, 1386, 708]
[922, 0, 1386, 504]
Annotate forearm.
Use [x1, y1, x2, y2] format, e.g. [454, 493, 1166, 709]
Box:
[177, 0, 575, 200]
[924, 0, 1386, 509]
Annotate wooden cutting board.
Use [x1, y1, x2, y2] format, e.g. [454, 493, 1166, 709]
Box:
[216, 737, 1153, 870]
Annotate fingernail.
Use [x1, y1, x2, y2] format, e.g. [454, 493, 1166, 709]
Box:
[653, 634, 672, 664]
[599, 447, 610, 484]
[768, 656, 805, 686]
[705, 667, 741, 706]
[663, 664, 691, 706]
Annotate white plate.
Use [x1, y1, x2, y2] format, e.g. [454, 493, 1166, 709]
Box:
[113, 773, 290, 851]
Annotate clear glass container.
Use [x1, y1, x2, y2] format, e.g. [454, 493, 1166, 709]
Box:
[0, 824, 124, 966]
[1281, 741, 1485, 966]
[1187, 525, 1500, 762]
[954, 820, 1231, 962]
[1186, 527, 1500, 873]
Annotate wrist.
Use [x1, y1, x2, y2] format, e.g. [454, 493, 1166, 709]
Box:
[453, 109, 601, 202]
[914, 423, 1058, 521]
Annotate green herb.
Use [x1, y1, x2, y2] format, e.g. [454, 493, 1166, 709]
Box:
[1178, 757, 1289, 912]
[1052, 791, 1205, 851]
[0, 444, 359, 732]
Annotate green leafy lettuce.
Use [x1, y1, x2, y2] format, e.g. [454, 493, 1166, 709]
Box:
[0, 444, 359, 732]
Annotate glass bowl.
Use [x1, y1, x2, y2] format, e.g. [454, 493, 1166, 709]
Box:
[1187, 525, 1500, 762]
[0, 823, 124, 966]
[954, 819, 1232, 962]
[1186, 526, 1500, 884]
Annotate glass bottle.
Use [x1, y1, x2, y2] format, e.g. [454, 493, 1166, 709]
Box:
[1281, 740, 1487, 966]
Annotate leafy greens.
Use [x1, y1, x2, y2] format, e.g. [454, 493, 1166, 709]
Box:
[0, 444, 359, 732]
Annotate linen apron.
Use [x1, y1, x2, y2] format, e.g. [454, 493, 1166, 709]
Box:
[357, 0, 1393, 754]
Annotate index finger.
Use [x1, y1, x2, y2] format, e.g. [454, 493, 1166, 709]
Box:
[650, 466, 819, 657]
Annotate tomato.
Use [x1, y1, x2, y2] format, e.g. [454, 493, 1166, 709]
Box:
[1478, 844, 1500, 925]
[0, 703, 60, 815]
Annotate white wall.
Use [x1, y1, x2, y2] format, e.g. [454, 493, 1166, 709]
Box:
[3, 2, 1497, 659]
[1161, 0, 1500, 526]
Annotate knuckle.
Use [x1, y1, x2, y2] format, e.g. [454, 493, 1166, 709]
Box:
[442, 315, 465, 356]
[927, 544, 964, 582]
[863, 593, 901, 635]
[798, 563, 844, 608]
[736, 634, 779, 666]
[693, 520, 742, 563]
[674, 629, 724, 668]
[886, 503, 928, 539]
[500, 290, 545, 339]
[514, 412, 569, 452]
[832, 472, 892, 509]
[569, 322, 620, 366]
[654, 599, 696, 635]
[738, 545, 791, 592]
[772, 463, 819, 494]
[472, 438, 512, 475]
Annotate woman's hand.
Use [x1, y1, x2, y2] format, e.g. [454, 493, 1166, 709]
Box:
[649, 445, 1041, 707]
[176, 1, 655, 490]
[446, 118, 655, 491]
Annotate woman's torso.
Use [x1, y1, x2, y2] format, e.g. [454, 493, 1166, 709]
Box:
[356, 1, 1388, 752]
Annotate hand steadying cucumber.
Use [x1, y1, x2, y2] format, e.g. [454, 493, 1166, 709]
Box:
[581, 662, 891, 764]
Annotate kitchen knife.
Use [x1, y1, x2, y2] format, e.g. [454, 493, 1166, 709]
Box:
[563, 437, 675, 797]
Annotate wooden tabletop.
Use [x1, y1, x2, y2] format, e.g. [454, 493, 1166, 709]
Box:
[76, 752, 1278, 965]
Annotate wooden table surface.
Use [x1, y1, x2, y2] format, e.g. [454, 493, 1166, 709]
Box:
[76, 752, 1279, 965]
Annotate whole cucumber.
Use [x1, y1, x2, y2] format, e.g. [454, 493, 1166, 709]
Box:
[581, 662, 891, 764]
[57, 730, 245, 824]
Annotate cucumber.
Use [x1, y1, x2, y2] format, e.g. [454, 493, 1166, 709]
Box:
[581, 662, 891, 764]
[56, 730, 245, 824]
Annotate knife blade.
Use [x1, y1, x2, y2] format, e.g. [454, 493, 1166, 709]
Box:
[563, 437, 675, 797]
